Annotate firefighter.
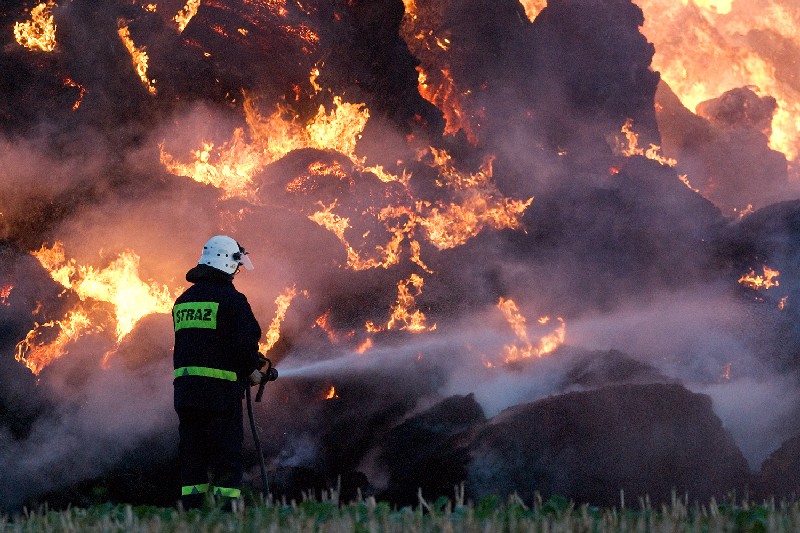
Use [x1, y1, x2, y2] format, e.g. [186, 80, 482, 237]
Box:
[172, 235, 264, 510]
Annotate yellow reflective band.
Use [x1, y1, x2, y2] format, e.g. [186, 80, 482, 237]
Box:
[212, 486, 241, 498]
[174, 366, 237, 382]
[181, 484, 209, 495]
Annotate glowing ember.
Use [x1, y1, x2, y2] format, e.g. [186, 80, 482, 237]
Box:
[0, 284, 12, 306]
[324, 385, 339, 400]
[15, 310, 96, 375]
[117, 20, 157, 95]
[497, 297, 566, 363]
[738, 265, 780, 290]
[720, 362, 732, 382]
[174, 0, 200, 32]
[401, 1, 481, 144]
[64, 78, 87, 111]
[14, 2, 57, 52]
[260, 286, 302, 355]
[678, 174, 701, 193]
[779, 295, 789, 310]
[733, 204, 755, 220]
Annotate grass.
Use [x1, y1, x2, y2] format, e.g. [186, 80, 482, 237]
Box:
[4, 489, 800, 532]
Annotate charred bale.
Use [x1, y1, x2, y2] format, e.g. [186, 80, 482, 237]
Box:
[466, 383, 750, 506]
[378, 393, 486, 505]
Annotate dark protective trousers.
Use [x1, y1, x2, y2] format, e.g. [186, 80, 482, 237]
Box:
[177, 402, 244, 509]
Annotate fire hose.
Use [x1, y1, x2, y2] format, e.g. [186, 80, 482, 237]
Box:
[245, 357, 278, 499]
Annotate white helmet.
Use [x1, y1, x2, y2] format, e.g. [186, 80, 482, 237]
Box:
[198, 235, 254, 274]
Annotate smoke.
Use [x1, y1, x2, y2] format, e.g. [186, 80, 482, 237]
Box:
[1, 0, 800, 510]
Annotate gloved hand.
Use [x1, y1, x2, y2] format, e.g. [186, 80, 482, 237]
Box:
[248, 369, 262, 386]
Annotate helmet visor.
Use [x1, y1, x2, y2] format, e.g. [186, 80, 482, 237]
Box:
[236, 246, 254, 270]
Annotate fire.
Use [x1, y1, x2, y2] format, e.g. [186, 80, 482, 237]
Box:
[308, 201, 407, 271]
[161, 94, 379, 199]
[417, 67, 477, 144]
[779, 295, 789, 310]
[259, 286, 301, 355]
[519, 0, 547, 22]
[678, 174, 699, 193]
[32, 243, 175, 342]
[401, 2, 481, 144]
[174, 0, 201, 32]
[738, 265, 780, 290]
[314, 309, 339, 343]
[416, 149, 533, 250]
[612, 119, 677, 167]
[733, 204, 755, 220]
[159, 130, 263, 201]
[0, 283, 12, 306]
[356, 337, 373, 354]
[117, 20, 157, 95]
[497, 298, 566, 363]
[324, 385, 339, 400]
[14, 2, 57, 52]
[720, 362, 732, 382]
[14, 242, 176, 374]
[15, 310, 95, 375]
[366, 274, 436, 333]
[637, 0, 800, 163]
[64, 78, 87, 111]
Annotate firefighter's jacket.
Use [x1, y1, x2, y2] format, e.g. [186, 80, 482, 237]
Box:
[173, 264, 263, 411]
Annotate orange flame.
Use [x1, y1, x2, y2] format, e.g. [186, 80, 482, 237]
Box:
[15, 309, 96, 375]
[117, 20, 157, 95]
[417, 149, 533, 250]
[15, 242, 177, 374]
[314, 309, 339, 343]
[174, 0, 200, 32]
[497, 297, 566, 363]
[519, 0, 547, 22]
[14, 2, 57, 52]
[401, 2, 480, 144]
[32, 243, 175, 342]
[324, 385, 339, 400]
[637, 0, 800, 163]
[738, 265, 780, 290]
[612, 119, 677, 167]
[366, 274, 436, 333]
[259, 286, 301, 355]
[356, 337, 373, 354]
[161, 94, 381, 199]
